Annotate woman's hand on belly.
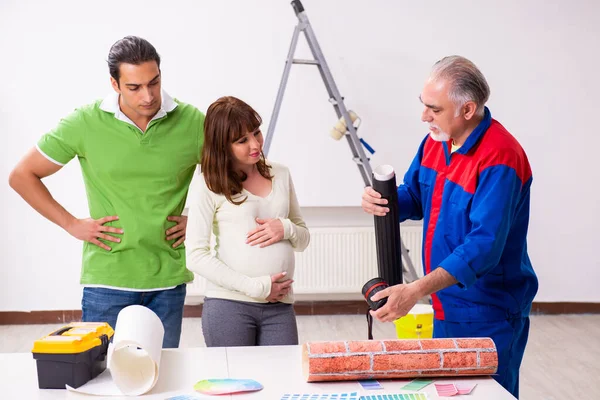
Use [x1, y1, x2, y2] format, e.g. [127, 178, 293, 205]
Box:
[265, 271, 294, 302]
[246, 217, 284, 248]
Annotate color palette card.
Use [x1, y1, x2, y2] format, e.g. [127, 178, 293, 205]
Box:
[401, 379, 433, 391]
[280, 392, 359, 400]
[194, 378, 262, 395]
[434, 383, 458, 396]
[359, 394, 428, 400]
[434, 382, 477, 396]
[456, 383, 477, 395]
[359, 380, 383, 390]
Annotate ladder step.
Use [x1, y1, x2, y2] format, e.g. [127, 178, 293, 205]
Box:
[353, 157, 370, 165]
[328, 97, 345, 105]
[292, 59, 319, 65]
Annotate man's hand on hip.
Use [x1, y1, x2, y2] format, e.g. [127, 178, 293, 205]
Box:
[166, 215, 187, 248]
[65, 215, 123, 251]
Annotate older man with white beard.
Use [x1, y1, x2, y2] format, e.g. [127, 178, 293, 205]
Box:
[361, 55, 538, 399]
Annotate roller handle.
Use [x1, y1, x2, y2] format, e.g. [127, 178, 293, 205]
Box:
[291, 0, 304, 15]
[372, 169, 403, 286]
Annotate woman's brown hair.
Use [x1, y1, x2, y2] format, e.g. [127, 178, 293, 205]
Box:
[201, 96, 272, 205]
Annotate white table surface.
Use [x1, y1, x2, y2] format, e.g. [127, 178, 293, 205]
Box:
[0, 345, 516, 399]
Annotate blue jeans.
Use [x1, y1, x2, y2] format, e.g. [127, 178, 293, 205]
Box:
[433, 317, 530, 399]
[81, 284, 186, 348]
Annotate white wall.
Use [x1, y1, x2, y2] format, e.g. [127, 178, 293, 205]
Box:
[1, 0, 599, 311]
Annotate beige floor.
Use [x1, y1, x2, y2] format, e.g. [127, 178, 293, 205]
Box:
[1, 314, 599, 399]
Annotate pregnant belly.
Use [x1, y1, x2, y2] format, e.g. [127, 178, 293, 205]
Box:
[217, 238, 295, 278]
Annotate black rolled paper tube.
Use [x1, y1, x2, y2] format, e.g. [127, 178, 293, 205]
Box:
[372, 165, 403, 286]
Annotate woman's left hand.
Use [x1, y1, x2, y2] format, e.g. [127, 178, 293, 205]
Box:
[246, 218, 284, 248]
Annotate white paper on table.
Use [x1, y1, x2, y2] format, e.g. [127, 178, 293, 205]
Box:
[66, 369, 122, 396]
[67, 305, 165, 396]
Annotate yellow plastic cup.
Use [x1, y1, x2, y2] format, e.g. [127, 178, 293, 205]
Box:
[393, 303, 434, 339]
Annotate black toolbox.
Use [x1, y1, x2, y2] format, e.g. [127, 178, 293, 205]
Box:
[32, 322, 114, 389]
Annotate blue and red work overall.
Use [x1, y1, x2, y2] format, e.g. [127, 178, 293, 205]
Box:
[397, 107, 538, 398]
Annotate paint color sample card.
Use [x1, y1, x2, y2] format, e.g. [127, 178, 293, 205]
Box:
[280, 393, 359, 400]
[433, 382, 477, 396]
[359, 380, 383, 390]
[434, 383, 458, 396]
[401, 379, 433, 391]
[456, 383, 477, 395]
[194, 379, 262, 395]
[279, 392, 429, 400]
[360, 394, 428, 400]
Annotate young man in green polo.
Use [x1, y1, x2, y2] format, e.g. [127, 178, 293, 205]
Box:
[8, 36, 204, 348]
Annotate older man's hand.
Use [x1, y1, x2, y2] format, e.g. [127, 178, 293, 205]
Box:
[370, 283, 422, 322]
[361, 186, 389, 216]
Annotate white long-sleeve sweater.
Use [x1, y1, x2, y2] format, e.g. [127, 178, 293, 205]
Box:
[186, 162, 310, 304]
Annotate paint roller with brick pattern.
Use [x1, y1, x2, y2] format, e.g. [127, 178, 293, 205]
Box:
[302, 338, 498, 382]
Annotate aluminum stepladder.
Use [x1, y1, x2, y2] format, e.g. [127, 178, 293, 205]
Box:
[263, 0, 421, 286]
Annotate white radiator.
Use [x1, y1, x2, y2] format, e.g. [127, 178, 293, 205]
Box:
[185, 225, 423, 302]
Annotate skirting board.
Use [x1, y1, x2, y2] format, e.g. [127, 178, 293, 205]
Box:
[0, 301, 599, 325]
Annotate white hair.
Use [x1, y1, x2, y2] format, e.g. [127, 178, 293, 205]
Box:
[430, 56, 490, 117]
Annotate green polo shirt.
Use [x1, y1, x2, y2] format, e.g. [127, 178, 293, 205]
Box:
[37, 93, 204, 289]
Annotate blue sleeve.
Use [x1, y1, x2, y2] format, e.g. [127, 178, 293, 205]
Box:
[397, 136, 427, 222]
[438, 164, 523, 288]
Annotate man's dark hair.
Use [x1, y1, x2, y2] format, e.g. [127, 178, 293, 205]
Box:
[107, 36, 161, 85]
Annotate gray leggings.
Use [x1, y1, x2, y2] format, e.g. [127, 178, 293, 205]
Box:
[201, 297, 299, 347]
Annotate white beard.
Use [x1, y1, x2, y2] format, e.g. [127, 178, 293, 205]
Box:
[429, 128, 451, 142]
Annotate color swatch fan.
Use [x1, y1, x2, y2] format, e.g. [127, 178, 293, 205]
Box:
[194, 379, 263, 395]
